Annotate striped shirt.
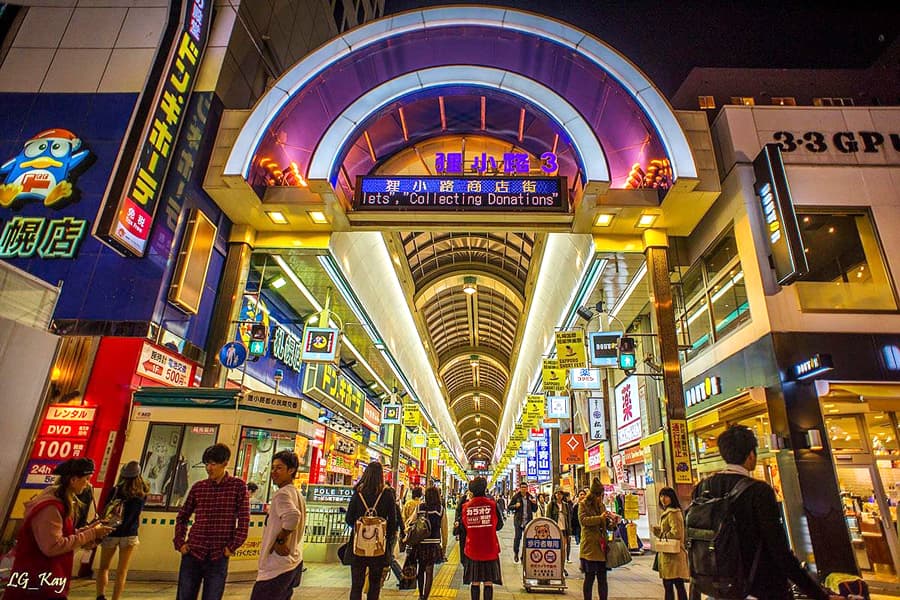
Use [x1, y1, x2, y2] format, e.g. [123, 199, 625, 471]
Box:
[173, 473, 250, 560]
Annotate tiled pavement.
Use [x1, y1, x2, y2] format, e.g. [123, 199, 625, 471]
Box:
[69, 524, 900, 599]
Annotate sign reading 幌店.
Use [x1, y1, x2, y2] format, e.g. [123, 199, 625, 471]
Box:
[614, 375, 642, 448]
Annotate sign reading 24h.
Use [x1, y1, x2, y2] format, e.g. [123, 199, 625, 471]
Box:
[0, 129, 94, 259]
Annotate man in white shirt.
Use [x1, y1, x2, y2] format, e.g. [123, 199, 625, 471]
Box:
[250, 450, 306, 600]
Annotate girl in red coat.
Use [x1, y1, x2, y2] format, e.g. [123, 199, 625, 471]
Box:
[461, 477, 504, 600]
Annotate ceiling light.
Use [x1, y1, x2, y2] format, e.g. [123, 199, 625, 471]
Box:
[266, 211, 289, 224]
[462, 276, 477, 295]
[307, 210, 329, 224]
[271, 277, 286, 289]
[469, 355, 480, 367]
[595, 213, 615, 227]
[637, 213, 658, 228]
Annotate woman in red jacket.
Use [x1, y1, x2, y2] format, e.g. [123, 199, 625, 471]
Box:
[3, 458, 112, 600]
[461, 477, 504, 600]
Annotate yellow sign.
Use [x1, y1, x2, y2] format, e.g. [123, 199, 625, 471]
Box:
[403, 404, 420, 427]
[412, 432, 427, 448]
[428, 433, 441, 449]
[555, 330, 587, 369]
[670, 419, 693, 484]
[232, 537, 263, 561]
[624, 494, 640, 521]
[542, 359, 568, 392]
[525, 395, 545, 418]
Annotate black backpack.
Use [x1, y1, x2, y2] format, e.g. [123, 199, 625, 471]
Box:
[403, 509, 433, 546]
[685, 476, 762, 599]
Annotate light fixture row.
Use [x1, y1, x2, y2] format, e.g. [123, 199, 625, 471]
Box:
[265, 210, 329, 225]
[594, 212, 659, 228]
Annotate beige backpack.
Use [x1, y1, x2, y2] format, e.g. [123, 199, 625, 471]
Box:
[353, 489, 387, 557]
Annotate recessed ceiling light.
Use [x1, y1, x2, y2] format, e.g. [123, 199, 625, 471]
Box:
[271, 277, 286, 289]
[266, 211, 289, 224]
[595, 213, 615, 227]
[307, 210, 329, 224]
[637, 213, 658, 227]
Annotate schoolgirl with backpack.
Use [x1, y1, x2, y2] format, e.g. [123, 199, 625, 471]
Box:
[345, 462, 399, 600]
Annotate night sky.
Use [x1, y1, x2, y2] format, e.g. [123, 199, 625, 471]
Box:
[385, 1, 899, 96]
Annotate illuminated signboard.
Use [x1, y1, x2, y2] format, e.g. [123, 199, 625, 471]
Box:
[300, 326, 341, 363]
[302, 362, 366, 421]
[685, 376, 723, 408]
[272, 325, 303, 372]
[433, 151, 558, 175]
[590, 331, 622, 368]
[96, 0, 212, 256]
[614, 376, 642, 448]
[792, 353, 834, 381]
[354, 176, 567, 213]
[753, 143, 808, 285]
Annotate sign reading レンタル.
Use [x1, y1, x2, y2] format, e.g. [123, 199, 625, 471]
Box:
[96, 0, 212, 256]
[614, 376, 642, 448]
[354, 176, 568, 213]
[555, 330, 587, 369]
[670, 419, 692, 484]
[136, 342, 193, 387]
[25, 405, 97, 488]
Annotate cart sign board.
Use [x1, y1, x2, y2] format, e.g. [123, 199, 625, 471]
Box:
[589, 331, 622, 367]
[753, 143, 808, 285]
[615, 376, 642, 448]
[588, 396, 607, 441]
[523, 517, 565, 586]
[301, 327, 341, 363]
[670, 419, 693, 484]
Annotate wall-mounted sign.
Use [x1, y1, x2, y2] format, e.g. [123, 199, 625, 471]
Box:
[136, 341, 194, 387]
[302, 362, 366, 421]
[354, 176, 568, 213]
[24, 405, 97, 488]
[623, 445, 644, 466]
[542, 358, 567, 392]
[670, 419, 692, 484]
[793, 353, 834, 381]
[546, 395, 569, 419]
[272, 325, 303, 372]
[585, 444, 604, 472]
[569, 368, 601, 390]
[771, 129, 900, 160]
[434, 151, 559, 175]
[363, 401, 382, 431]
[615, 376, 642, 448]
[589, 331, 622, 368]
[301, 326, 341, 363]
[381, 403, 401, 424]
[587, 396, 607, 441]
[536, 431, 551, 479]
[307, 484, 354, 503]
[96, 0, 212, 256]
[555, 330, 587, 369]
[684, 376, 723, 408]
[240, 391, 301, 416]
[753, 143, 808, 285]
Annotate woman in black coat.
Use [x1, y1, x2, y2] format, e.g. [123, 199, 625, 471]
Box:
[345, 462, 399, 600]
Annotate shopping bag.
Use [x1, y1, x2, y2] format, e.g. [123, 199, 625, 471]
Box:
[605, 538, 632, 568]
[654, 537, 681, 554]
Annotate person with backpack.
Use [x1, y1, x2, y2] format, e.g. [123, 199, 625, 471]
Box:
[410, 486, 448, 600]
[579, 478, 619, 600]
[461, 477, 503, 600]
[345, 461, 398, 600]
[95, 461, 149, 600]
[651, 487, 689, 600]
[686, 425, 841, 600]
[508, 481, 537, 562]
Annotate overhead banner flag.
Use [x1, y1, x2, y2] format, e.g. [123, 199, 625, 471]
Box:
[555, 330, 587, 369]
[560, 433, 585, 464]
[546, 395, 569, 419]
[588, 396, 607, 441]
[542, 358, 568, 392]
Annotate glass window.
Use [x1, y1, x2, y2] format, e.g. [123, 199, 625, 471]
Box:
[796, 211, 897, 311]
[141, 423, 218, 509]
[685, 299, 712, 358]
[704, 230, 739, 282]
[867, 412, 899, 456]
[771, 97, 797, 106]
[730, 96, 755, 106]
[710, 267, 750, 338]
[698, 96, 715, 110]
[237, 427, 297, 508]
[681, 264, 705, 306]
[826, 415, 866, 453]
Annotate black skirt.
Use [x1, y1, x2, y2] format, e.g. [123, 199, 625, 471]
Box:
[463, 558, 503, 584]
[580, 558, 606, 574]
[413, 542, 444, 566]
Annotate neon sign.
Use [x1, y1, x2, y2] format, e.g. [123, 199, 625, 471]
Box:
[434, 151, 558, 175]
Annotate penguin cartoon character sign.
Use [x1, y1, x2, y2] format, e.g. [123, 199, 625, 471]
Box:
[0, 129, 93, 210]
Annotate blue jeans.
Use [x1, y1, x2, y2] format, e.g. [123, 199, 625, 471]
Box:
[176, 554, 229, 600]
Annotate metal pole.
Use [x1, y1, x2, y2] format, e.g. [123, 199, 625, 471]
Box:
[391, 423, 402, 493]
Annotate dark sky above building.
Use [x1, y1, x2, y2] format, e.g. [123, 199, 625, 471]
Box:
[385, 1, 900, 96]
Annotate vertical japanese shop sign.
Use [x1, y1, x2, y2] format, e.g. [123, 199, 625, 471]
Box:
[614, 375, 642, 447]
[588, 396, 606, 441]
[95, 0, 212, 256]
[537, 430, 551, 480]
[670, 419, 692, 484]
[24, 405, 97, 488]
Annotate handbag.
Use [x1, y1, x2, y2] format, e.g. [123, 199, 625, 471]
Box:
[655, 536, 681, 554]
[605, 537, 632, 568]
[337, 541, 352, 566]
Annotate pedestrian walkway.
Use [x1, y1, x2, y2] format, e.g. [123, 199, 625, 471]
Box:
[68, 519, 900, 599]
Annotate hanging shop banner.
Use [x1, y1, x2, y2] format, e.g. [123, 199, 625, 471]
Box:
[301, 326, 341, 363]
[427, 433, 441, 449]
[363, 401, 381, 431]
[523, 517, 565, 582]
[381, 403, 401, 424]
[588, 396, 607, 441]
[302, 362, 366, 421]
[526, 394, 545, 415]
[560, 433, 585, 464]
[542, 359, 568, 392]
[95, 0, 213, 256]
[510, 429, 526, 442]
[527, 455, 538, 479]
[546, 395, 569, 419]
[428, 447, 440, 460]
[555, 330, 587, 369]
[589, 331, 622, 368]
[624, 493, 640, 520]
[623, 445, 644, 466]
[240, 391, 302, 416]
[585, 444, 604, 472]
[412, 433, 427, 448]
[569, 367, 601, 390]
[537, 432, 551, 480]
[614, 376, 642, 448]
[530, 428, 545, 441]
[136, 341, 194, 387]
[354, 176, 568, 213]
[542, 418, 560, 429]
[612, 453, 626, 485]
[402, 404, 421, 427]
[670, 419, 693, 484]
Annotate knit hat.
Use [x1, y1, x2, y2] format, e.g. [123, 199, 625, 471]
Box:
[53, 458, 95, 477]
[590, 477, 603, 496]
[120, 460, 141, 478]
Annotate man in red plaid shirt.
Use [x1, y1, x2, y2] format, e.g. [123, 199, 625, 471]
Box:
[173, 443, 250, 600]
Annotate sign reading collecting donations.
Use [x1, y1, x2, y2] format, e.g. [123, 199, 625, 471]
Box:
[354, 176, 567, 212]
[614, 376, 642, 448]
[96, 0, 212, 256]
[753, 143, 808, 285]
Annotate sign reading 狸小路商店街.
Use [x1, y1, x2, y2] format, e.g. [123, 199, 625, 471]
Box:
[301, 362, 365, 422]
[353, 176, 568, 213]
